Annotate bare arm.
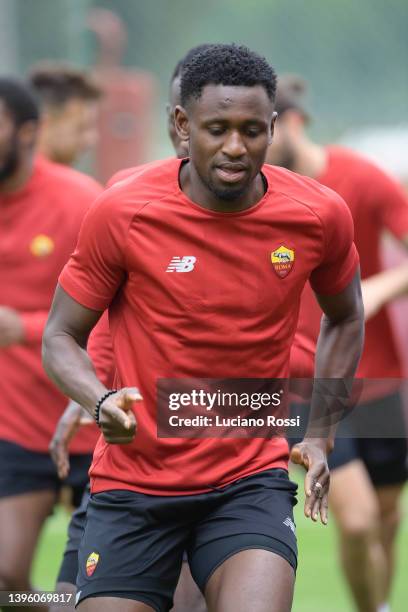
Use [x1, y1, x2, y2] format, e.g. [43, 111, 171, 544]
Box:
[291, 269, 365, 523]
[42, 285, 106, 413]
[43, 285, 139, 443]
[362, 234, 408, 320]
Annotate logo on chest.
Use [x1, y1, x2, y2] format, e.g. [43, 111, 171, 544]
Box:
[30, 234, 54, 258]
[271, 245, 295, 278]
[166, 256, 197, 273]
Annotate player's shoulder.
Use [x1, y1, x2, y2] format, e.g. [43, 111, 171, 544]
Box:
[102, 157, 180, 209]
[87, 158, 180, 223]
[327, 145, 391, 181]
[263, 163, 349, 224]
[107, 159, 170, 188]
[37, 156, 102, 197]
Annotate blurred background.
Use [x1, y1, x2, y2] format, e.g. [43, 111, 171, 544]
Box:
[1, 0, 408, 176]
[1, 0, 407, 610]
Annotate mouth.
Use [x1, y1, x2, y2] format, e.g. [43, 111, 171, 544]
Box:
[215, 164, 248, 184]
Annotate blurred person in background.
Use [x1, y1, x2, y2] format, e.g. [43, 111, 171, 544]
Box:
[0, 77, 102, 612]
[267, 75, 408, 612]
[29, 63, 102, 166]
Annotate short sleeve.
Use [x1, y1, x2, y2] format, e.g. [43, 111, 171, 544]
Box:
[310, 191, 359, 295]
[59, 189, 130, 311]
[372, 169, 408, 240]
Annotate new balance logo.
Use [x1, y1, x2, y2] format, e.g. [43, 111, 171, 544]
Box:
[166, 256, 197, 273]
[283, 516, 296, 533]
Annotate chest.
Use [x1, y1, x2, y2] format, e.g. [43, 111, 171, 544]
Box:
[124, 213, 322, 322]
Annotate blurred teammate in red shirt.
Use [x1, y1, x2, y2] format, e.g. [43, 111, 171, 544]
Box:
[29, 63, 102, 167]
[267, 75, 408, 612]
[0, 78, 102, 610]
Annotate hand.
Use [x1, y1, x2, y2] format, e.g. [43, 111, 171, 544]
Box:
[290, 439, 330, 525]
[49, 400, 94, 478]
[99, 387, 142, 444]
[0, 306, 24, 347]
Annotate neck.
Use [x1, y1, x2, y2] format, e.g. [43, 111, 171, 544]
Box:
[0, 152, 35, 195]
[291, 139, 327, 179]
[180, 161, 265, 213]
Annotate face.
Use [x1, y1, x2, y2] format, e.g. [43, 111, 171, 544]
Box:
[0, 101, 21, 182]
[166, 75, 189, 158]
[175, 84, 275, 202]
[266, 111, 299, 169]
[43, 97, 99, 165]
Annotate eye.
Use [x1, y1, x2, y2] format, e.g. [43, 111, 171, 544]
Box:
[207, 125, 225, 136]
[245, 127, 261, 138]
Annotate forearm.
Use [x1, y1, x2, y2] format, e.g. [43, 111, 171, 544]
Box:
[42, 331, 108, 417]
[363, 262, 408, 308]
[305, 310, 364, 445]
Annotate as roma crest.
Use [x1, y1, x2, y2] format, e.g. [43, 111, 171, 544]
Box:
[86, 552, 100, 577]
[271, 246, 295, 278]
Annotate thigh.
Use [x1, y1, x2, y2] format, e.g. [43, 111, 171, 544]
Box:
[189, 469, 298, 595]
[329, 459, 379, 528]
[77, 490, 188, 612]
[0, 489, 57, 582]
[172, 560, 206, 612]
[205, 548, 294, 612]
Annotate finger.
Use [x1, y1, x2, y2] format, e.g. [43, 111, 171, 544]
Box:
[304, 459, 326, 498]
[320, 493, 329, 525]
[103, 405, 133, 430]
[117, 390, 143, 411]
[290, 445, 310, 469]
[57, 453, 70, 479]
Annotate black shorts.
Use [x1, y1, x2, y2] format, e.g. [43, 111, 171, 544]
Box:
[57, 484, 91, 584]
[290, 393, 408, 487]
[76, 468, 298, 612]
[0, 440, 92, 507]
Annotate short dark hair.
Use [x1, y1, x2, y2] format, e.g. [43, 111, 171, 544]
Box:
[180, 44, 277, 107]
[0, 77, 40, 126]
[28, 63, 102, 108]
[171, 44, 213, 83]
[274, 74, 310, 120]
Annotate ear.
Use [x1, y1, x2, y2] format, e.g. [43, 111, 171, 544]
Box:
[268, 111, 278, 145]
[174, 105, 189, 142]
[18, 120, 39, 149]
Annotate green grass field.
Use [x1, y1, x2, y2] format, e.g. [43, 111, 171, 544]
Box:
[32, 471, 408, 611]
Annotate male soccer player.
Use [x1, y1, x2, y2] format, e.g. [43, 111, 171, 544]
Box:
[43, 45, 364, 612]
[0, 78, 102, 611]
[29, 63, 102, 166]
[267, 75, 408, 612]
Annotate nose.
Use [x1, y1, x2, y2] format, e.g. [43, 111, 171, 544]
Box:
[222, 130, 246, 158]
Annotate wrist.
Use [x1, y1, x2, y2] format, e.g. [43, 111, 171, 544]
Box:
[94, 389, 118, 426]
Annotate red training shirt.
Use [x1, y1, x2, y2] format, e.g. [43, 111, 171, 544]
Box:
[292, 146, 408, 384]
[60, 158, 359, 495]
[0, 156, 102, 452]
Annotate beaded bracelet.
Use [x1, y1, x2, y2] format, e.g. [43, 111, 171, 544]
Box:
[94, 389, 118, 426]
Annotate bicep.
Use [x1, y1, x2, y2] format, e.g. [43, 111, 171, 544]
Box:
[315, 268, 363, 324]
[45, 284, 103, 348]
